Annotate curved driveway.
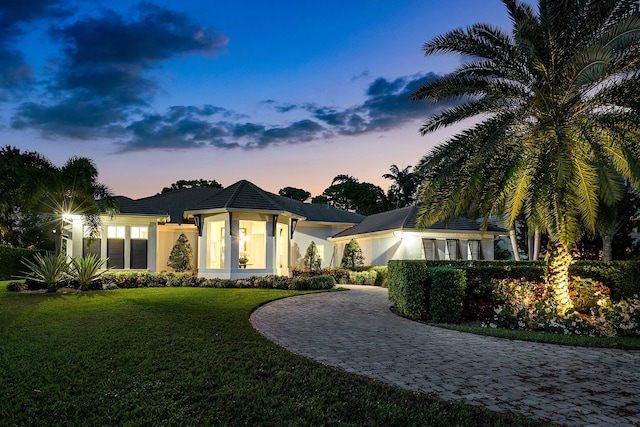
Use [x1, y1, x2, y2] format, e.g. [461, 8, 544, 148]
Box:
[250, 285, 640, 427]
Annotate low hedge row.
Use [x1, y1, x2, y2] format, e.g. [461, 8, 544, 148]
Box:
[293, 266, 389, 287]
[10, 271, 336, 292]
[0, 245, 44, 280]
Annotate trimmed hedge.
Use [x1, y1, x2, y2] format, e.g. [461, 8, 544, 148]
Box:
[572, 261, 640, 301]
[388, 259, 640, 323]
[388, 260, 428, 319]
[426, 260, 640, 301]
[0, 245, 45, 280]
[428, 268, 466, 323]
[99, 271, 336, 291]
[294, 266, 389, 287]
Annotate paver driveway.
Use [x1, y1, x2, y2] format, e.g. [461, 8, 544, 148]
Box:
[250, 285, 640, 427]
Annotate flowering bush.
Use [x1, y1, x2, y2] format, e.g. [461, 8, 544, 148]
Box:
[487, 277, 640, 337]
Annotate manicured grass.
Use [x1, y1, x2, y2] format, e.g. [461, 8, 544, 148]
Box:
[0, 283, 549, 426]
[434, 323, 640, 350]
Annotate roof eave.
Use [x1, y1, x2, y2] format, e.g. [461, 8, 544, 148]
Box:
[184, 208, 306, 221]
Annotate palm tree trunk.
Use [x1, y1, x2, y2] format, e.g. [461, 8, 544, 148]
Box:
[533, 230, 541, 261]
[602, 234, 613, 261]
[546, 239, 574, 315]
[509, 228, 521, 261]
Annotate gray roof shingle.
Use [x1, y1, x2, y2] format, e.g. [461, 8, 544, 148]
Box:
[332, 205, 505, 238]
[107, 180, 363, 226]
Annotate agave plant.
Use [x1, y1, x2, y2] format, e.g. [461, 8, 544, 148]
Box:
[21, 253, 70, 292]
[69, 254, 109, 291]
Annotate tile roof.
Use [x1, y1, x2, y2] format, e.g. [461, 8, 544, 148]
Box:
[106, 181, 363, 225]
[187, 180, 285, 212]
[332, 205, 505, 238]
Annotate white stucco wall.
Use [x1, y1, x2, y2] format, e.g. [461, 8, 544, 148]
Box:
[291, 222, 354, 268]
[331, 230, 499, 266]
[157, 225, 198, 273]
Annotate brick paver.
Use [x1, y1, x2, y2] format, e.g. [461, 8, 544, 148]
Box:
[250, 285, 640, 426]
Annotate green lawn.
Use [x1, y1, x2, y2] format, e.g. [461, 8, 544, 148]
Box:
[434, 323, 640, 350]
[0, 284, 549, 426]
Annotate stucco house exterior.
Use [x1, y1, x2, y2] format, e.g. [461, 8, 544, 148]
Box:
[329, 205, 503, 265]
[63, 180, 504, 278]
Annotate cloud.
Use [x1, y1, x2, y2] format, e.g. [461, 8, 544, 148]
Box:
[11, 2, 228, 138]
[112, 72, 443, 152]
[308, 73, 441, 135]
[260, 100, 298, 113]
[117, 104, 241, 152]
[253, 119, 325, 148]
[0, 0, 71, 97]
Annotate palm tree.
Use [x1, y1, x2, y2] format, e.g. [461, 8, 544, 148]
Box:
[411, 0, 640, 314]
[41, 157, 118, 255]
[383, 164, 420, 208]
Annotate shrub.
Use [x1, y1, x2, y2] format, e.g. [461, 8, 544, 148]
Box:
[488, 276, 640, 337]
[371, 266, 389, 287]
[69, 254, 109, 291]
[569, 276, 611, 314]
[429, 268, 466, 323]
[293, 267, 350, 283]
[341, 239, 364, 269]
[571, 261, 640, 301]
[348, 270, 377, 285]
[167, 233, 193, 272]
[20, 252, 70, 292]
[289, 274, 335, 290]
[6, 281, 27, 292]
[0, 245, 44, 280]
[303, 242, 321, 270]
[388, 260, 428, 319]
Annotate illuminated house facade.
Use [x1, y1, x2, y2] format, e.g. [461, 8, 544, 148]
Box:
[63, 180, 504, 279]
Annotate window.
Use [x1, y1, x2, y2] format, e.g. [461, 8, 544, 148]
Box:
[83, 225, 101, 258]
[467, 240, 483, 260]
[239, 220, 266, 269]
[107, 239, 124, 269]
[207, 221, 225, 269]
[107, 226, 125, 239]
[445, 239, 459, 260]
[422, 239, 438, 260]
[106, 226, 125, 268]
[131, 226, 148, 239]
[130, 227, 148, 269]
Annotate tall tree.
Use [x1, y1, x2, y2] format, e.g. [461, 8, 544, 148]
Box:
[42, 157, 118, 255]
[0, 146, 54, 249]
[321, 175, 390, 215]
[160, 179, 223, 194]
[412, 0, 640, 314]
[383, 164, 421, 208]
[279, 187, 311, 202]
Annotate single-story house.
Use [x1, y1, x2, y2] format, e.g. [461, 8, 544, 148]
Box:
[63, 180, 504, 279]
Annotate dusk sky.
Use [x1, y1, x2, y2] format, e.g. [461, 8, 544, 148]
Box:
[2, 0, 521, 199]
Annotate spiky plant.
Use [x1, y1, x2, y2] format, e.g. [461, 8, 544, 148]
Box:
[21, 252, 70, 292]
[412, 0, 640, 314]
[69, 254, 109, 291]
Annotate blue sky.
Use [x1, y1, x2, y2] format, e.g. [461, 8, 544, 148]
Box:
[2, 0, 519, 198]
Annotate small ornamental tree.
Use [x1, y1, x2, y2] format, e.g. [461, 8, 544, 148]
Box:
[341, 238, 364, 269]
[303, 241, 321, 270]
[167, 233, 193, 272]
